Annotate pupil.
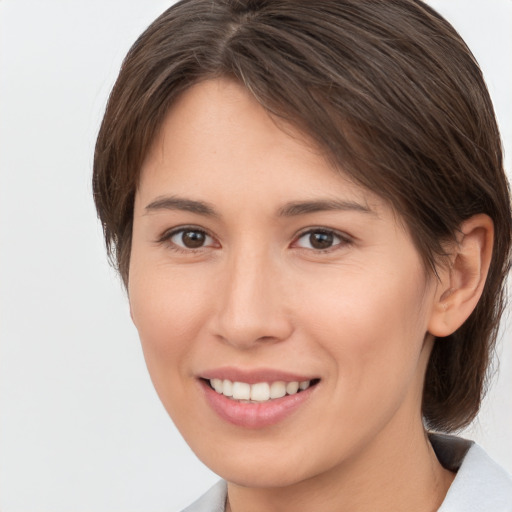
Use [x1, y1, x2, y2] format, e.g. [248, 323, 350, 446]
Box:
[310, 232, 333, 249]
[182, 231, 205, 248]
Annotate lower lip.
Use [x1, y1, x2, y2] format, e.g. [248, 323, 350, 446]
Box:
[200, 380, 317, 428]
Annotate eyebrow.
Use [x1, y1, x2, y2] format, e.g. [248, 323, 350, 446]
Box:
[144, 195, 374, 218]
[144, 196, 218, 217]
[278, 199, 374, 217]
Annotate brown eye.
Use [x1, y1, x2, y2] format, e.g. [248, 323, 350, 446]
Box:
[309, 231, 334, 249]
[294, 229, 348, 251]
[182, 230, 205, 248]
[170, 229, 213, 249]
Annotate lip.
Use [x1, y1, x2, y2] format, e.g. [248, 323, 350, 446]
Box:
[199, 366, 317, 384]
[198, 368, 319, 429]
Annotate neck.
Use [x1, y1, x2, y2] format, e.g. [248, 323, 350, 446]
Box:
[226, 421, 454, 512]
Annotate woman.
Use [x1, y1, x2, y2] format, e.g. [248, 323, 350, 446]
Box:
[93, 0, 512, 510]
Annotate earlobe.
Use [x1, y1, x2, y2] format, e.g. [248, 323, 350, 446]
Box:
[428, 214, 494, 338]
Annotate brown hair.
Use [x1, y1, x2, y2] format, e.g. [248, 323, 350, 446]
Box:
[93, 0, 511, 432]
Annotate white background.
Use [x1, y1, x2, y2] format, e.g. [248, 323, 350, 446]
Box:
[0, 1, 511, 511]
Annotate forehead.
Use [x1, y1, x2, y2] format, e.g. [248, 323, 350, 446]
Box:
[143, 78, 322, 177]
[139, 78, 384, 214]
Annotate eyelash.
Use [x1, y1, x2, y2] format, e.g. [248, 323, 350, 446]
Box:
[157, 226, 352, 254]
[292, 227, 353, 253]
[157, 226, 217, 254]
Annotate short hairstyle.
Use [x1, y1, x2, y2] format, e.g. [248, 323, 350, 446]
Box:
[93, 0, 512, 432]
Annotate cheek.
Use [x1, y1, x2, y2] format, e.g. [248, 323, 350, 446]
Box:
[128, 263, 218, 425]
[297, 263, 430, 391]
[291, 273, 431, 464]
[128, 260, 213, 372]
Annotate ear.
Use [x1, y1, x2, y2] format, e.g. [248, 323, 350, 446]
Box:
[428, 214, 494, 338]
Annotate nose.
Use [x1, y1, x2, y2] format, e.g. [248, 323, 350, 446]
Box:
[211, 248, 294, 349]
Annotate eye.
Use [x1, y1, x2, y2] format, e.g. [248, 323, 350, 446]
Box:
[293, 229, 349, 251]
[167, 228, 216, 250]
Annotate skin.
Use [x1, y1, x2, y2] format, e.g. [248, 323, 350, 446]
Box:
[129, 78, 492, 512]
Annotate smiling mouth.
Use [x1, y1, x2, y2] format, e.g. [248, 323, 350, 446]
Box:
[203, 378, 320, 403]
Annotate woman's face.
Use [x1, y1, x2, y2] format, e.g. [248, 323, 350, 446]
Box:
[129, 79, 441, 487]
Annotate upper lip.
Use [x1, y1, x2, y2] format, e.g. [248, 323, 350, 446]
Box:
[199, 367, 318, 384]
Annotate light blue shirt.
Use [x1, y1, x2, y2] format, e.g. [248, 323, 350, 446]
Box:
[181, 435, 512, 512]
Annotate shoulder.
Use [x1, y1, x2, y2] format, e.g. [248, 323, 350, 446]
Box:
[432, 434, 512, 512]
[180, 480, 227, 512]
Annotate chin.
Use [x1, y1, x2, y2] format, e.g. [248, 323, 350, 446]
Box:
[213, 462, 311, 489]
[189, 436, 331, 489]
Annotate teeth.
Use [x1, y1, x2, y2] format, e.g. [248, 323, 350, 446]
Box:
[211, 378, 223, 393]
[222, 379, 233, 397]
[269, 381, 286, 399]
[232, 381, 251, 400]
[250, 382, 270, 401]
[286, 381, 299, 395]
[299, 380, 310, 390]
[209, 378, 314, 402]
